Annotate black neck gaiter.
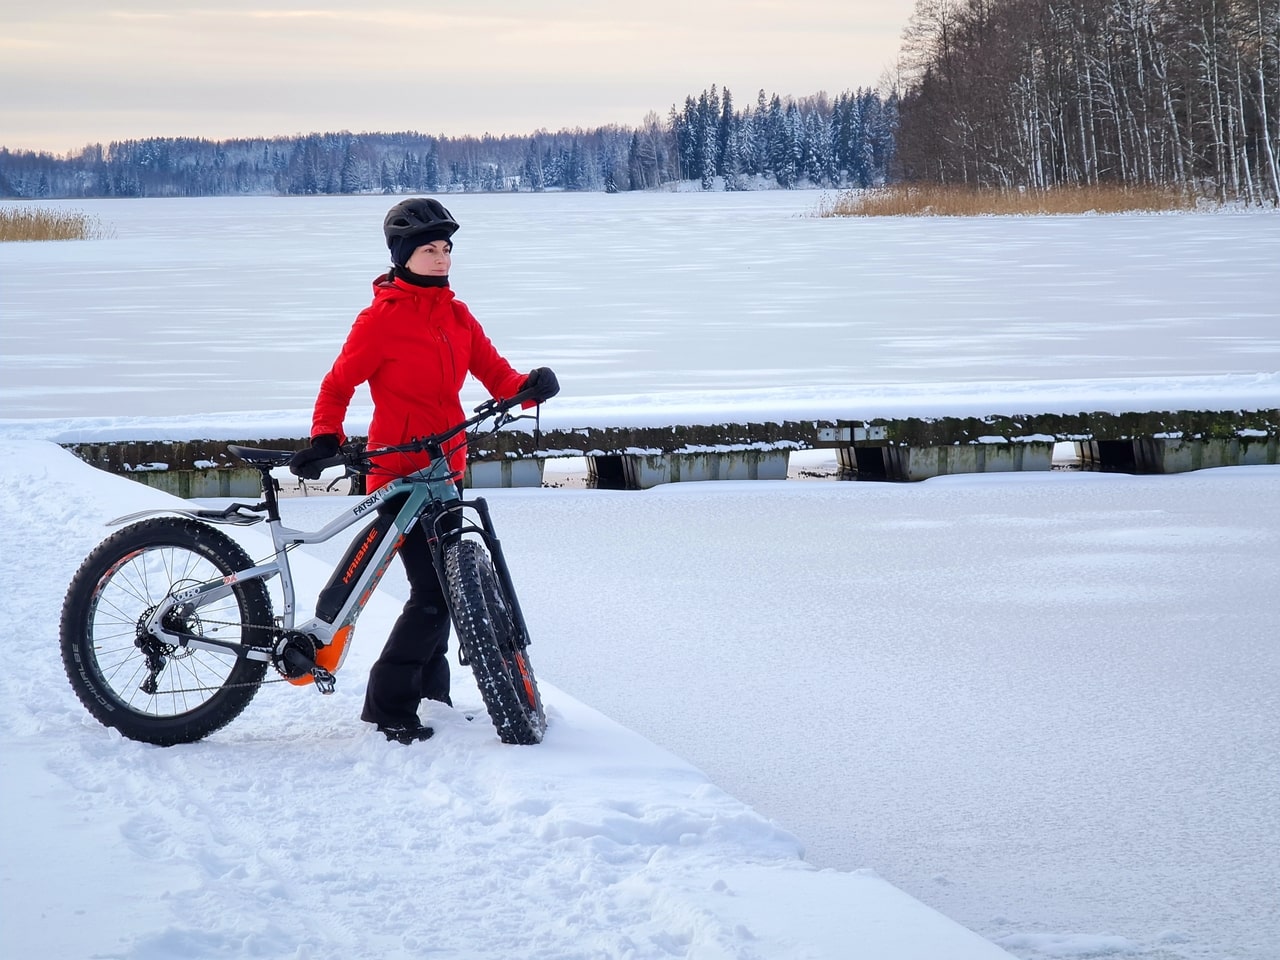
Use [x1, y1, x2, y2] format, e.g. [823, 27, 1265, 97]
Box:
[392, 265, 450, 288]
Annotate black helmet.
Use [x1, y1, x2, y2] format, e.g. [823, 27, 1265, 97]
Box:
[383, 197, 459, 246]
[383, 198, 459, 267]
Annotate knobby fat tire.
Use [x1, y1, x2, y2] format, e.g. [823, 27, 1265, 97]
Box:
[445, 538, 546, 744]
[60, 517, 272, 746]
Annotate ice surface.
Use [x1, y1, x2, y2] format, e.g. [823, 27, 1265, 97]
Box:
[1, 192, 1277, 960]
[2, 192, 1278, 423]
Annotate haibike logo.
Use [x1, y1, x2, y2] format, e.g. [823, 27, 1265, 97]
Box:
[352, 494, 380, 518]
[343, 527, 381, 585]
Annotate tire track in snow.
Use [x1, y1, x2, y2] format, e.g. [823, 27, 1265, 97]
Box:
[42, 696, 803, 959]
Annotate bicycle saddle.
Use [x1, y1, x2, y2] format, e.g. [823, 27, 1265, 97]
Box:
[227, 444, 296, 467]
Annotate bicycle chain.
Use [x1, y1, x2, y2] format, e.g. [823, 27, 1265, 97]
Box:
[157, 675, 293, 694]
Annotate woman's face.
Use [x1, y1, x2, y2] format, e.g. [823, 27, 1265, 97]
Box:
[406, 240, 452, 276]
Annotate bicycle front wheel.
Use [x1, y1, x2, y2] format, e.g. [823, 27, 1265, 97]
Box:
[445, 538, 546, 744]
[60, 517, 273, 746]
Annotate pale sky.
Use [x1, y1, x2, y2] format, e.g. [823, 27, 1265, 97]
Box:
[0, 1, 916, 155]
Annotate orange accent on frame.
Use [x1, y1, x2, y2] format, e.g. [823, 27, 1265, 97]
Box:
[287, 625, 353, 686]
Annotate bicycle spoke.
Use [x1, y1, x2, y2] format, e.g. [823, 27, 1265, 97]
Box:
[62, 518, 272, 744]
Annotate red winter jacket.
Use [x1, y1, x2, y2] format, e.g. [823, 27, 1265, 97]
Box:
[311, 276, 528, 491]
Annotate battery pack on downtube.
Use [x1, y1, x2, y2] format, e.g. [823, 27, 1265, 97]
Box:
[314, 511, 398, 623]
[312, 485, 437, 624]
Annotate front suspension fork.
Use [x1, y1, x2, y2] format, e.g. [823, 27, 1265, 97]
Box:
[430, 497, 534, 652]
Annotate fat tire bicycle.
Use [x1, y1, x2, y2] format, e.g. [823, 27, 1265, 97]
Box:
[60, 388, 549, 747]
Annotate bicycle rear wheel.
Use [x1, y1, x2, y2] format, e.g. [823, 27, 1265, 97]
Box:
[445, 538, 545, 744]
[60, 517, 273, 745]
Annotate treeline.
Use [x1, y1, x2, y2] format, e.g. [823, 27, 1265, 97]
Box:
[895, 0, 1280, 203]
[0, 86, 896, 200]
[669, 87, 897, 189]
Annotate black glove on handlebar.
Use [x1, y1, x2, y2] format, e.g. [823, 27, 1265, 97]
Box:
[523, 367, 560, 403]
[289, 434, 340, 480]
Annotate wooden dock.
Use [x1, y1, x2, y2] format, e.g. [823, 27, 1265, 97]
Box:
[61, 405, 1279, 496]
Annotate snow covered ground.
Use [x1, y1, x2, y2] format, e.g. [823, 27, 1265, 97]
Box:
[1, 192, 1278, 960]
[1, 440, 1014, 960]
[3, 445, 1277, 960]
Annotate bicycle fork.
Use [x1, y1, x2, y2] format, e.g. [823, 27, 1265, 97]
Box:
[429, 496, 535, 666]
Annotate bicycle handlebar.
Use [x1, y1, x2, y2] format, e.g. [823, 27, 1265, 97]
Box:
[323, 385, 546, 474]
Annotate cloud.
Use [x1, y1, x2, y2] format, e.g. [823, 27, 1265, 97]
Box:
[0, 1, 915, 152]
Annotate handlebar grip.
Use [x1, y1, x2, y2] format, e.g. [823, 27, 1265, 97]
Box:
[302, 442, 364, 474]
[475, 386, 539, 418]
[314, 452, 350, 471]
[505, 385, 541, 407]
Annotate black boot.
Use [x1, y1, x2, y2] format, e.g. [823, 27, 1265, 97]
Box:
[376, 721, 435, 744]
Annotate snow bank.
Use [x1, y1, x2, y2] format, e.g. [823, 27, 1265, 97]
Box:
[0, 441, 1010, 960]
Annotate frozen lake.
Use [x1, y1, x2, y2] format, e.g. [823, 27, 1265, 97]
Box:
[1, 192, 1278, 960]
[2, 191, 1279, 423]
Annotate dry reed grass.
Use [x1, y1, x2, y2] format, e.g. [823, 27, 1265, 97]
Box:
[0, 205, 112, 241]
[819, 184, 1200, 217]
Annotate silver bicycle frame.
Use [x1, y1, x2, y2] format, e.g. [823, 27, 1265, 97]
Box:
[137, 471, 459, 672]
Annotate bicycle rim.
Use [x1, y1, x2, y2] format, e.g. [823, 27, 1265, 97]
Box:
[61, 517, 271, 745]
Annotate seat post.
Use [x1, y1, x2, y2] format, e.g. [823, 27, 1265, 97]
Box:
[258, 465, 283, 522]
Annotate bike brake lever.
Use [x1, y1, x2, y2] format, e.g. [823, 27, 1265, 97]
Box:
[497, 412, 539, 427]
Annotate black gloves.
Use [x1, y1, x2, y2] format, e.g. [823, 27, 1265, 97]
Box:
[289, 434, 340, 480]
[523, 367, 560, 403]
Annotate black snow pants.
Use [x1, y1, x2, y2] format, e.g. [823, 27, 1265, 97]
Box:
[360, 509, 455, 727]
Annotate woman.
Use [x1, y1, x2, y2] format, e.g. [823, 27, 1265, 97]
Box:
[290, 198, 558, 744]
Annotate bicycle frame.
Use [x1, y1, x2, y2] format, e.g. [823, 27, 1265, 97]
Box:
[113, 398, 539, 690]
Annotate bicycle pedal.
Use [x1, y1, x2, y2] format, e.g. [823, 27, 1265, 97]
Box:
[312, 668, 336, 695]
